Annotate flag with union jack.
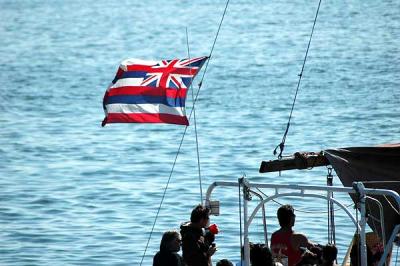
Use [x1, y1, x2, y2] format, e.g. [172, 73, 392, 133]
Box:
[102, 56, 208, 126]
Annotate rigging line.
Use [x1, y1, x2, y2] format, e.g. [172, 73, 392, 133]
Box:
[331, 204, 336, 244]
[238, 179, 244, 263]
[254, 187, 354, 214]
[273, 0, 323, 159]
[185, 0, 230, 124]
[197, 0, 230, 89]
[186, 27, 203, 203]
[383, 194, 400, 215]
[193, 0, 230, 106]
[327, 168, 336, 244]
[366, 200, 381, 241]
[139, 126, 189, 266]
[355, 202, 360, 266]
[139, 2, 230, 263]
[327, 191, 331, 243]
[250, 189, 269, 246]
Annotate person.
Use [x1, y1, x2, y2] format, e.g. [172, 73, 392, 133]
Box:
[216, 259, 234, 266]
[270, 205, 313, 266]
[180, 205, 217, 266]
[250, 243, 274, 266]
[350, 233, 384, 266]
[321, 244, 338, 266]
[153, 230, 185, 266]
[295, 247, 320, 266]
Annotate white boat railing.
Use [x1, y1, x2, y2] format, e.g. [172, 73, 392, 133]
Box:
[204, 178, 400, 266]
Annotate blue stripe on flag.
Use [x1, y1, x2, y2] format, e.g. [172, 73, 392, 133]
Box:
[106, 95, 185, 108]
[121, 71, 148, 79]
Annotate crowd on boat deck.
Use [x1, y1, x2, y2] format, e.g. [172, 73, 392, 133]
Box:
[153, 203, 387, 266]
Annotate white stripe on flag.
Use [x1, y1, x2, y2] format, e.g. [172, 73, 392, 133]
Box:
[120, 58, 159, 70]
[111, 78, 144, 88]
[106, 103, 186, 117]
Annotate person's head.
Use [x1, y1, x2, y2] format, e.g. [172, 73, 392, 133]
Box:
[277, 204, 295, 228]
[160, 231, 181, 252]
[190, 204, 210, 228]
[216, 259, 234, 266]
[250, 243, 273, 266]
[322, 244, 337, 264]
[297, 248, 320, 266]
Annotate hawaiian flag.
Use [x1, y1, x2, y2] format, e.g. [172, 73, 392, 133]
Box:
[102, 56, 208, 126]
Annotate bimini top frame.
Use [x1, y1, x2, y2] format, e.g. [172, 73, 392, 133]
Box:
[204, 178, 400, 266]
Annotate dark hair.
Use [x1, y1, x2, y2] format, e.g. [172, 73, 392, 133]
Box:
[216, 259, 234, 266]
[190, 205, 210, 223]
[322, 244, 337, 263]
[160, 231, 180, 251]
[297, 246, 322, 266]
[277, 204, 295, 227]
[250, 243, 273, 266]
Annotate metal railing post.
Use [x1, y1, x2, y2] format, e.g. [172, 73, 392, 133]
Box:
[355, 182, 367, 266]
[243, 179, 251, 266]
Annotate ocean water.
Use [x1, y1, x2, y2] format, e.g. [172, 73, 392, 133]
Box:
[1, 0, 399, 265]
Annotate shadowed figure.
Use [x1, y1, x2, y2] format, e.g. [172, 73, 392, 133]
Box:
[180, 205, 217, 266]
[153, 231, 185, 266]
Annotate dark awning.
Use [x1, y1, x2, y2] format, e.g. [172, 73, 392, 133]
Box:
[324, 144, 400, 244]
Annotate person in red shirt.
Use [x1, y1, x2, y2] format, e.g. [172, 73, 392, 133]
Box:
[270, 205, 313, 266]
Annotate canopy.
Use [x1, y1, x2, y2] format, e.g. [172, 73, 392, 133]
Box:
[324, 144, 400, 244]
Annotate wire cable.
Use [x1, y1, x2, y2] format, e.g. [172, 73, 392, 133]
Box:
[139, 126, 188, 266]
[383, 195, 400, 215]
[190, 0, 230, 110]
[186, 27, 203, 203]
[273, 0, 323, 159]
[238, 179, 244, 263]
[139, 1, 230, 264]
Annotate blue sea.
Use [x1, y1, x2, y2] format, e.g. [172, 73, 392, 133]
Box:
[1, 0, 399, 265]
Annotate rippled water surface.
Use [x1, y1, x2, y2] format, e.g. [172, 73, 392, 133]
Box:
[1, 0, 399, 265]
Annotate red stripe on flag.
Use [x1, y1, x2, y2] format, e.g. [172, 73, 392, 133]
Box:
[104, 113, 189, 126]
[107, 86, 187, 99]
[126, 65, 153, 72]
[115, 67, 125, 80]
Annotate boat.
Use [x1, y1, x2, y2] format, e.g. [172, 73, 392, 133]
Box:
[205, 144, 400, 265]
[99, 1, 399, 265]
